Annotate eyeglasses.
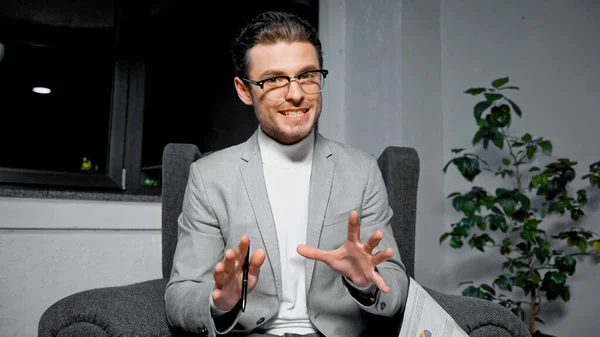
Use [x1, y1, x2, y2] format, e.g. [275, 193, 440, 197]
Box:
[242, 69, 328, 101]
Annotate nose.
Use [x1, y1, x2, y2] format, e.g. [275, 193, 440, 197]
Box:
[285, 79, 304, 102]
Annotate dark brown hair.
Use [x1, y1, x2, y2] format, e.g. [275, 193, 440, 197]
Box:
[231, 11, 323, 80]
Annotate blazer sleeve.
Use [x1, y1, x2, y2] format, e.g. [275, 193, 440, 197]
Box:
[164, 162, 241, 336]
[347, 155, 409, 317]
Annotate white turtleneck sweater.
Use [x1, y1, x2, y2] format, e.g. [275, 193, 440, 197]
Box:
[257, 127, 318, 335]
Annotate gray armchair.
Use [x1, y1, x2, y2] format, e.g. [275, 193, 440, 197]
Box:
[38, 143, 531, 337]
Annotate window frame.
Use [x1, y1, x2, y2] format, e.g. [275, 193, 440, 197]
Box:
[0, 57, 129, 192]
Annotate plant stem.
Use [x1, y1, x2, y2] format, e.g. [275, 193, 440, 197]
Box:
[502, 127, 537, 334]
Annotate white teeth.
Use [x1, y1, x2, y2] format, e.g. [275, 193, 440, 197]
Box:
[282, 111, 305, 117]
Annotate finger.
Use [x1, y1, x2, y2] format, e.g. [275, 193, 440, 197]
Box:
[346, 210, 360, 242]
[249, 248, 267, 275]
[363, 230, 383, 253]
[297, 244, 329, 263]
[236, 235, 251, 265]
[223, 249, 236, 276]
[213, 262, 226, 289]
[212, 288, 223, 302]
[371, 269, 390, 293]
[371, 247, 394, 266]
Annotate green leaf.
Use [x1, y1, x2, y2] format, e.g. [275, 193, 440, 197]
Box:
[489, 105, 512, 127]
[521, 133, 532, 142]
[498, 198, 517, 216]
[571, 208, 584, 221]
[507, 98, 522, 117]
[492, 132, 504, 150]
[590, 175, 600, 187]
[520, 230, 535, 241]
[465, 87, 487, 95]
[488, 214, 508, 232]
[451, 148, 466, 153]
[474, 101, 492, 120]
[453, 196, 466, 212]
[534, 246, 551, 264]
[484, 93, 504, 102]
[461, 285, 493, 300]
[502, 158, 511, 166]
[480, 283, 496, 295]
[461, 200, 476, 216]
[442, 159, 453, 173]
[472, 129, 485, 146]
[539, 140, 553, 155]
[499, 86, 520, 90]
[440, 232, 450, 243]
[526, 145, 537, 159]
[493, 275, 513, 291]
[454, 157, 482, 182]
[492, 77, 509, 88]
[550, 272, 567, 284]
[447, 192, 461, 198]
[450, 236, 463, 248]
[555, 255, 576, 275]
[514, 193, 531, 210]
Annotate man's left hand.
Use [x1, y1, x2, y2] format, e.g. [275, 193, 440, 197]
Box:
[297, 210, 393, 293]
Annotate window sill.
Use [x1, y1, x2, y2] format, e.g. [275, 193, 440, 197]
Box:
[0, 187, 161, 203]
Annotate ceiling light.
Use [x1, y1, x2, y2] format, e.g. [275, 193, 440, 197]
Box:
[32, 87, 51, 94]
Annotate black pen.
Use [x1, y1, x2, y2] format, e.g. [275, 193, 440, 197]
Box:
[241, 243, 250, 312]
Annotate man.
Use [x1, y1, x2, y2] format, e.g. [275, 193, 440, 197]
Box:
[165, 11, 409, 337]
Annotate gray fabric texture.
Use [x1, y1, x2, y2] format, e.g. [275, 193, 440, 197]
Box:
[56, 322, 107, 337]
[378, 146, 418, 279]
[425, 287, 530, 337]
[38, 278, 172, 337]
[162, 143, 202, 278]
[38, 142, 531, 337]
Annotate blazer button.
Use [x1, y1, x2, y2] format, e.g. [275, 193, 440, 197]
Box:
[256, 317, 265, 325]
[198, 325, 208, 334]
[379, 302, 386, 311]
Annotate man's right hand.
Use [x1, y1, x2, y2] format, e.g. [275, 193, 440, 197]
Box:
[212, 235, 266, 312]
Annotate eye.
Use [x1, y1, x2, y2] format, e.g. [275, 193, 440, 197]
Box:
[298, 72, 316, 80]
[264, 76, 288, 85]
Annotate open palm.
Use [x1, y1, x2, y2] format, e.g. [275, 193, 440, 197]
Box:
[297, 210, 394, 292]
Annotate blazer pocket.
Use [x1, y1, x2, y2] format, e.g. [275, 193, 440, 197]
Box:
[323, 210, 352, 227]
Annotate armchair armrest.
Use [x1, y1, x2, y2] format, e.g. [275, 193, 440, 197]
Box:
[38, 278, 182, 337]
[424, 287, 531, 337]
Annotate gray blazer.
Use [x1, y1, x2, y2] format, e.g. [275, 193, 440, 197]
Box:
[165, 129, 408, 337]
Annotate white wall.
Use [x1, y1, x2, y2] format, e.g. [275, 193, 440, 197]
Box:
[441, 1, 600, 335]
[0, 197, 162, 337]
[321, 0, 600, 335]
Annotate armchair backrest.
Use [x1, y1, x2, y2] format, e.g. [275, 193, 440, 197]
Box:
[161, 143, 419, 279]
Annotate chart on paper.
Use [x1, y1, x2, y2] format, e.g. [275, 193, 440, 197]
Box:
[398, 278, 468, 337]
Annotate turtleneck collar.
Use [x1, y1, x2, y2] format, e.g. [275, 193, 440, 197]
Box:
[257, 126, 315, 169]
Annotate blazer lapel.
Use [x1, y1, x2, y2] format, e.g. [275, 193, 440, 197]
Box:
[239, 131, 282, 301]
[305, 132, 334, 294]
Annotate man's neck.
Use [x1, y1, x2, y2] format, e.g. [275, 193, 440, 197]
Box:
[257, 127, 314, 168]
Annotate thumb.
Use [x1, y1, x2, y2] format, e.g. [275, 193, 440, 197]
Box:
[297, 244, 327, 262]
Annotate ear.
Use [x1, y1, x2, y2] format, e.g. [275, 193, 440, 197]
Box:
[234, 77, 253, 106]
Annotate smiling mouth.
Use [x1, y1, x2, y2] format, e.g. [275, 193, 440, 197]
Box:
[280, 108, 309, 117]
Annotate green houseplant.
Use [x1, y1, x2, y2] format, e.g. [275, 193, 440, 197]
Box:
[440, 77, 600, 336]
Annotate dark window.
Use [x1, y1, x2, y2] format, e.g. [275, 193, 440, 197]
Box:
[0, 20, 126, 191]
[0, 0, 319, 196]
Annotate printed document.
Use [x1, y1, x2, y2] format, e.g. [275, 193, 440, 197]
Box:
[398, 278, 469, 337]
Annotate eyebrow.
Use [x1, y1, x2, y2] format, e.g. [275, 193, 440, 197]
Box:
[258, 65, 320, 79]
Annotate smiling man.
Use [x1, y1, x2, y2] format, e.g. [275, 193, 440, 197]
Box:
[165, 11, 409, 337]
